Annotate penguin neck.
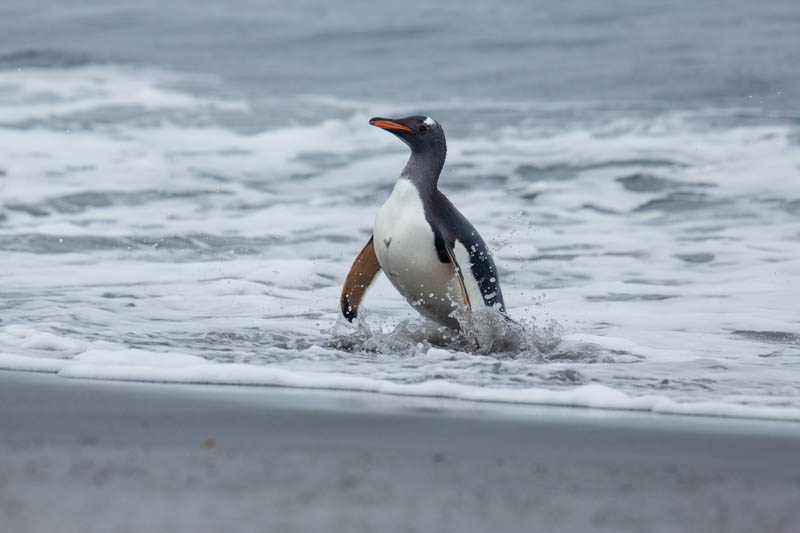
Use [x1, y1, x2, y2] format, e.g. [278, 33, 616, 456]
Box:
[400, 142, 446, 198]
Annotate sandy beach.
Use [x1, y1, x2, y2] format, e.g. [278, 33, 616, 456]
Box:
[3, 1, 800, 532]
[1, 370, 799, 533]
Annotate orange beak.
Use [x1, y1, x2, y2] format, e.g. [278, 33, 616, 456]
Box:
[370, 119, 414, 133]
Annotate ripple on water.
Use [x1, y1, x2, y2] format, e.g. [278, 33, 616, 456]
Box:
[616, 173, 681, 192]
[4, 188, 234, 217]
[2, 61, 800, 418]
[674, 253, 715, 263]
[0, 49, 93, 69]
[634, 192, 726, 213]
[731, 330, 800, 346]
[0, 233, 278, 256]
[586, 294, 678, 302]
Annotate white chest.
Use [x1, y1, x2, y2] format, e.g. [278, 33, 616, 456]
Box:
[372, 179, 470, 326]
[373, 179, 438, 277]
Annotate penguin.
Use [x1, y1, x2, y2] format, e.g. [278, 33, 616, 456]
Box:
[340, 115, 507, 331]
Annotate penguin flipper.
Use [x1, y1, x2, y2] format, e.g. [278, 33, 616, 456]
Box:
[340, 235, 382, 322]
[429, 193, 506, 313]
[431, 225, 473, 314]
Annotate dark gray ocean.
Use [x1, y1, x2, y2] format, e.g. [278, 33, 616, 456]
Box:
[1, 0, 800, 418]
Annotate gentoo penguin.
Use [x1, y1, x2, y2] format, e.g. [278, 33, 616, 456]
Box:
[340, 115, 507, 331]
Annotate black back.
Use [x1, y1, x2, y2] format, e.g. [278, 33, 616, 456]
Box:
[426, 191, 506, 313]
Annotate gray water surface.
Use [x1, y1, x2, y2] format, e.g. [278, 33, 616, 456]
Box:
[1, 0, 800, 418]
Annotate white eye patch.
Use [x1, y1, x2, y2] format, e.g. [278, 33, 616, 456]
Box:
[423, 117, 436, 126]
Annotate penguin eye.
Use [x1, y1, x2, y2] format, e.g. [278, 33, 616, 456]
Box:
[417, 124, 427, 133]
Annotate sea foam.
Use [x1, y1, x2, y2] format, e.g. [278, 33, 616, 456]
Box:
[2, 65, 800, 422]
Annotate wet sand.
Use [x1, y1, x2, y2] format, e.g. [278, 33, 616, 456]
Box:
[1, 369, 799, 533]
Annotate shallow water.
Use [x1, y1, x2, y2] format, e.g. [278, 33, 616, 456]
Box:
[1, 0, 800, 419]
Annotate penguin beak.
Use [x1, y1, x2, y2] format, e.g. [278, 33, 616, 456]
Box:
[369, 117, 414, 133]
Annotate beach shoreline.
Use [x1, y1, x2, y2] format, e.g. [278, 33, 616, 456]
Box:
[2, 369, 799, 532]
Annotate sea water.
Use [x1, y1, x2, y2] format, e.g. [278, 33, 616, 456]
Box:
[1, 0, 800, 419]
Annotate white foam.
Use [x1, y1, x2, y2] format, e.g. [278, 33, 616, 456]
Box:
[3, 347, 798, 421]
[0, 66, 246, 123]
[2, 65, 800, 422]
[20, 333, 86, 353]
[0, 353, 67, 373]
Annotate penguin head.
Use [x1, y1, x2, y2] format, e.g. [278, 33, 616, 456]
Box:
[369, 115, 445, 153]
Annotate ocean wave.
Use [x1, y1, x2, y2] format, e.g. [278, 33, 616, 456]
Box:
[0, 49, 94, 69]
[2, 64, 800, 422]
[1, 342, 799, 422]
[0, 65, 247, 127]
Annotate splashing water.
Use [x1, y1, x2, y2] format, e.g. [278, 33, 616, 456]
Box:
[2, 0, 800, 419]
